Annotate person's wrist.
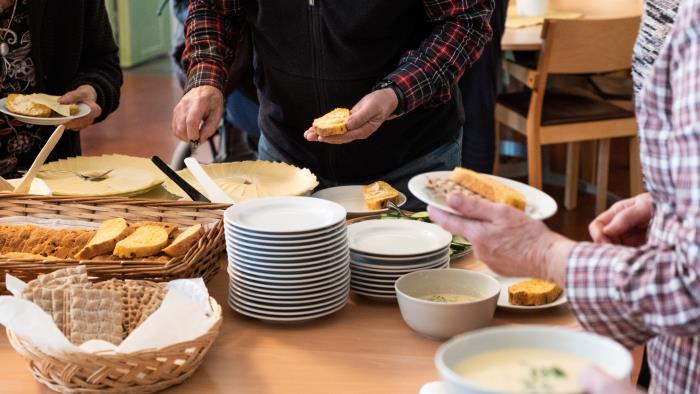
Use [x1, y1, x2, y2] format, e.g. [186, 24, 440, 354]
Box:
[537, 231, 576, 288]
[378, 87, 399, 117]
[372, 80, 404, 116]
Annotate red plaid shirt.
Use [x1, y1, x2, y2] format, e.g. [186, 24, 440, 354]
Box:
[183, 0, 493, 113]
[567, 1, 700, 392]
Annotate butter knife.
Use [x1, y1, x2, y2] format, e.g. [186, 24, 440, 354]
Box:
[184, 157, 234, 204]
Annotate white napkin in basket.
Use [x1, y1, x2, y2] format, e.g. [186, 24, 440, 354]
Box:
[0, 275, 217, 355]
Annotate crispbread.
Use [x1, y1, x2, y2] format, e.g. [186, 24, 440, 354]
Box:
[508, 279, 563, 306]
[125, 281, 166, 333]
[75, 218, 130, 259]
[68, 287, 123, 345]
[31, 287, 70, 335]
[312, 108, 349, 136]
[22, 266, 89, 300]
[162, 224, 203, 257]
[0, 252, 60, 260]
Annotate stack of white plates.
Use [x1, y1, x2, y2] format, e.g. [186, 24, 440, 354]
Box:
[347, 219, 452, 300]
[224, 197, 350, 323]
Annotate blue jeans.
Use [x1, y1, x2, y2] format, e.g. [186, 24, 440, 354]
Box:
[258, 132, 462, 211]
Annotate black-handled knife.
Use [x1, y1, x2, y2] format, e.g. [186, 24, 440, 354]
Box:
[150, 155, 211, 202]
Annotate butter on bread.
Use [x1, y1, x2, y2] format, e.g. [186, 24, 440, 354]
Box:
[113, 225, 169, 259]
[312, 108, 349, 136]
[75, 218, 130, 259]
[508, 278, 562, 306]
[449, 167, 526, 210]
[162, 224, 203, 257]
[363, 181, 400, 210]
[6, 93, 79, 117]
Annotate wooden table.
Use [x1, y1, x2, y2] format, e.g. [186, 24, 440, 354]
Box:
[0, 256, 579, 394]
[502, 0, 643, 51]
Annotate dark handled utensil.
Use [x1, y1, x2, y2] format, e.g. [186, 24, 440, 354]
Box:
[150, 156, 211, 203]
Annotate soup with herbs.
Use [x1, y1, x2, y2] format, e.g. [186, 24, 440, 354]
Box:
[452, 348, 591, 393]
[419, 293, 479, 303]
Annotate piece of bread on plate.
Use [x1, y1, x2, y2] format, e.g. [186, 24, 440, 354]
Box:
[75, 218, 130, 260]
[312, 108, 349, 136]
[113, 225, 169, 259]
[448, 167, 526, 210]
[6, 93, 52, 117]
[363, 181, 400, 210]
[162, 224, 203, 257]
[508, 278, 562, 306]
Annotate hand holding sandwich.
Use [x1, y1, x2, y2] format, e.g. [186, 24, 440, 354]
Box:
[304, 87, 398, 144]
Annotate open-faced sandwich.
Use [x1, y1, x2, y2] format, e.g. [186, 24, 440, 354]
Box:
[427, 167, 526, 210]
[363, 180, 400, 210]
[312, 107, 350, 136]
[6, 93, 79, 118]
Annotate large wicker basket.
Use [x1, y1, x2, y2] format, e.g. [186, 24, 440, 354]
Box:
[0, 195, 229, 289]
[7, 297, 223, 394]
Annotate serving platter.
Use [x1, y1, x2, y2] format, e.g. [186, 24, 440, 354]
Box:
[408, 171, 558, 220]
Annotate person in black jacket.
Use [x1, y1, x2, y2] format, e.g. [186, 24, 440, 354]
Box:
[173, 0, 493, 209]
[0, 0, 122, 177]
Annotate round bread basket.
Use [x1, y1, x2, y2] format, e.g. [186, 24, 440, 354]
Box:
[6, 296, 222, 394]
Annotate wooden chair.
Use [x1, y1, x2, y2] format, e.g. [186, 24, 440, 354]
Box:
[494, 17, 643, 214]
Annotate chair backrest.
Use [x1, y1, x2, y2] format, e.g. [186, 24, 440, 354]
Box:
[539, 17, 641, 75]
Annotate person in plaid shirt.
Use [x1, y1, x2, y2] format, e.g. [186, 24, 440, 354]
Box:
[429, 0, 700, 392]
[172, 0, 492, 209]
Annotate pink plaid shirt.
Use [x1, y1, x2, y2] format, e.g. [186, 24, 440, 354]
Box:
[567, 1, 700, 392]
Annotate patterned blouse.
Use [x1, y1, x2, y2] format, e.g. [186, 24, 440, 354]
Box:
[567, 0, 700, 392]
[0, 0, 39, 177]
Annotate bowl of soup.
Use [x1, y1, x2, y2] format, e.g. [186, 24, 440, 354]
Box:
[395, 269, 500, 340]
[435, 326, 633, 394]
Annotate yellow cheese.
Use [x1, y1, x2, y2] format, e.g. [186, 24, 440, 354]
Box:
[27, 93, 77, 117]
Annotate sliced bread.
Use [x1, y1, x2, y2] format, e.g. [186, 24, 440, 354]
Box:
[162, 224, 203, 257]
[312, 108, 349, 136]
[508, 278, 563, 306]
[113, 225, 169, 259]
[75, 218, 130, 260]
[363, 181, 401, 210]
[449, 167, 526, 210]
[6, 93, 52, 117]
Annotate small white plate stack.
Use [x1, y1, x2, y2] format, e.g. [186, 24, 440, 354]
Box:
[347, 219, 452, 300]
[224, 197, 350, 323]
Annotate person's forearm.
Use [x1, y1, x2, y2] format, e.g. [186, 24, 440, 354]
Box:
[183, 0, 239, 92]
[385, 0, 493, 112]
[537, 232, 576, 288]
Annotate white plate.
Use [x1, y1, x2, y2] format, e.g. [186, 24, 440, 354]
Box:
[350, 256, 449, 272]
[350, 283, 396, 295]
[230, 257, 348, 279]
[0, 98, 91, 126]
[227, 224, 346, 245]
[228, 267, 350, 290]
[230, 279, 349, 301]
[312, 185, 407, 215]
[229, 293, 348, 317]
[224, 197, 346, 233]
[231, 254, 348, 273]
[227, 246, 348, 262]
[351, 290, 397, 301]
[227, 296, 348, 322]
[347, 219, 452, 257]
[229, 262, 348, 284]
[230, 270, 351, 294]
[350, 262, 449, 277]
[231, 289, 350, 311]
[227, 231, 347, 252]
[496, 277, 568, 311]
[350, 247, 449, 263]
[226, 219, 346, 240]
[227, 249, 351, 268]
[408, 171, 558, 220]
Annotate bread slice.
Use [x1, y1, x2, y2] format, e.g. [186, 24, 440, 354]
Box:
[363, 181, 400, 210]
[162, 224, 203, 257]
[449, 167, 526, 210]
[6, 93, 52, 117]
[113, 225, 169, 259]
[75, 218, 130, 260]
[508, 279, 563, 306]
[312, 108, 349, 136]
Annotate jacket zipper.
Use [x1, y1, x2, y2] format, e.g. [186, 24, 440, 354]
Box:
[308, 0, 336, 179]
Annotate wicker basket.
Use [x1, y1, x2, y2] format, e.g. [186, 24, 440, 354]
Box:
[0, 195, 229, 289]
[7, 297, 223, 394]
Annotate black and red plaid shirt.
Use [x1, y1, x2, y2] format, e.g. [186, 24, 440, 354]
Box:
[183, 0, 493, 113]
